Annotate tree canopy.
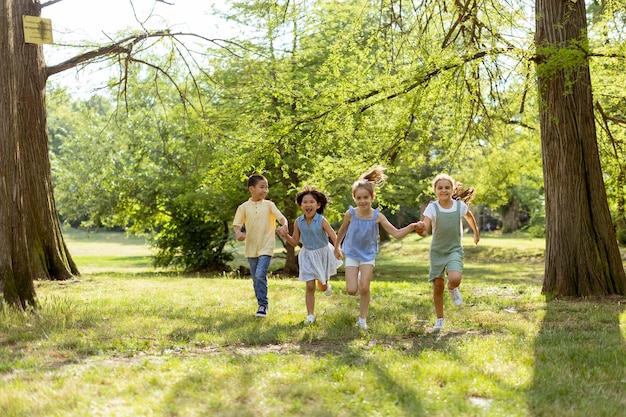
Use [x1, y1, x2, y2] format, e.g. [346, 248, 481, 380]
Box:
[2, 0, 625, 307]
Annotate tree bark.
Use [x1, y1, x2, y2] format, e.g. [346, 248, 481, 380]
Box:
[279, 175, 299, 276]
[0, 0, 78, 309]
[535, 0, 625, 296]
[501, 200, 520, 233]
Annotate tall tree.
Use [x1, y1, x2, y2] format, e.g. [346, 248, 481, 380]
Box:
[1, 0, 218, 307]
[535, 0, 625, 296]
[1, 0, 78, 308]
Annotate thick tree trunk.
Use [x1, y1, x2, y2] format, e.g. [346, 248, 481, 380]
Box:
[0, 0, 78, 309]
[535, 0, 625, 296]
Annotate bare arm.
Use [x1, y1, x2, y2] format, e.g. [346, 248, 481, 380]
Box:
[333, 212, 351, 259]
[276, 216, 289, 237]
[322, 218, 338, 245]
[283, 221, 301, 247]
[377, 213, 417, 239]
[416, 216, 432, 237]
[464, 211, 480, 245]
[233, 225, 245, 241]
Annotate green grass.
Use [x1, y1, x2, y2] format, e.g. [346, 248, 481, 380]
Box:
[1, 230, 625, 416]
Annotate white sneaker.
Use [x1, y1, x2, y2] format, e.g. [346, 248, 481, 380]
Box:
[324, 283, 333, 296]
[357, 318, 368, 330]
[304, 314, 315, 325]
[433, 318, 444, 331]
[449, 287, 463, 306]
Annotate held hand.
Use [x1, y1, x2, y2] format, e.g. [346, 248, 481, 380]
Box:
[276, 224, 289, 237]
[334, 247, 343, 260]
[236, 232, 246, 241]
[415, 221, 425, 235]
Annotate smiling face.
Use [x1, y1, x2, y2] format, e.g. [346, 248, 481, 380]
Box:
[353, 186, 374, 210]
[434, 179, 454, 203]
[248, 179, 269, 201]
[299, 193, 321, 219]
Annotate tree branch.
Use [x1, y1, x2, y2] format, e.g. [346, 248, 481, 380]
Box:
[45, 32, 162, 78]
[41, 0, 64, 8]
[46, 31, 245, 79]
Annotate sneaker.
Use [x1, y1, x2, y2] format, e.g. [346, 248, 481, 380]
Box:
[304, 314, 315, 325]
[433, 318, 444, 331]
[324, 283, 333, 296]
[357, 318, 368, 330]
[255, 305, 268, 317]
[449, 287, 463, 306]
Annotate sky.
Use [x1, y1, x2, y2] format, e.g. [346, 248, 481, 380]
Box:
[41, 0, 234, 94]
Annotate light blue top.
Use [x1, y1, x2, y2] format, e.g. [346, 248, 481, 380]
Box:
[296, 213, 329, 250]
[343, 206, 379, 262]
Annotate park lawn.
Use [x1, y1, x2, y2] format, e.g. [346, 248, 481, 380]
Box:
[0, 230, 624, 417]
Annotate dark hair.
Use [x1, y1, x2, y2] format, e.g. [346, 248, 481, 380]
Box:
[352, 165, 387, 197]
[296, 185, 329, 214]
[247, 174, 267, 187]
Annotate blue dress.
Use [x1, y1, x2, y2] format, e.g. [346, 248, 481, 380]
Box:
[343, 206, 379, 262]
[296, 213, 342, 283]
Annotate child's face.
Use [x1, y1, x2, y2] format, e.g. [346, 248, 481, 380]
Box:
[248, 179, 269, 201]
[353, 187, 374, 209]
[300, 194, 320, 218]
[434, 179, 453, 200]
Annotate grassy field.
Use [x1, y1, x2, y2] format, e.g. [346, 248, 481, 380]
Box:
[1, 229, 625, 417]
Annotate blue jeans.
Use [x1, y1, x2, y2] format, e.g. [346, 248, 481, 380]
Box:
[248, 255, 271, 306]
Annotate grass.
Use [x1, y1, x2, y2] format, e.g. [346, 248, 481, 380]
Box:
[1, 229, 625, 416]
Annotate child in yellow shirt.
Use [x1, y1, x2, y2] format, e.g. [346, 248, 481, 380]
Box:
[233, 174, 288, 317]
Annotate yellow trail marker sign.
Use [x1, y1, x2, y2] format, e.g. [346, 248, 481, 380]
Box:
[23, 16, 53, 45]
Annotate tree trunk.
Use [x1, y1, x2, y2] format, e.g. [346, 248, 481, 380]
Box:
[0, 0, 78, 309]
[535, 0, 625, 296]
[280, 193, 299, 276]
[501, 200, 520, 233]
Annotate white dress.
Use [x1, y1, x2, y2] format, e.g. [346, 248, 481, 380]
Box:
[296, 214, 342, 283]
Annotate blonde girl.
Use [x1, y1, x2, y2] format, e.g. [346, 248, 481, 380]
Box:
[334, 166, 419, 330]
[416, 173, 480, 331]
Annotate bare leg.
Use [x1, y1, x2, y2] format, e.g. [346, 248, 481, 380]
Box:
[358, 264, 374, 320]
[345, 266, 359, 295]
[305, 280, 316, 315]
[447, 270, 462, 290]
[433, 277, 445, 318]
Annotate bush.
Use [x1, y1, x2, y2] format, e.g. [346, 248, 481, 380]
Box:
[152, 215, 233, 272]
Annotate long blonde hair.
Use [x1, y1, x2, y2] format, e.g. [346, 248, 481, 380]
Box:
[432, 173, 475, 205]
[352, 165, 387, 197]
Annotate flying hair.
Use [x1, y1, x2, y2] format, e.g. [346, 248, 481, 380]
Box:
[432, 173, 476, 205]
[295, 185, 329, 214]
[352, 165, 387, 197]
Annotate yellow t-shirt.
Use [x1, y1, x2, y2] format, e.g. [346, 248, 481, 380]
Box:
[233, 199, 285, 258]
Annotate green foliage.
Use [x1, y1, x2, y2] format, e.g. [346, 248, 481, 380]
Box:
[47, 0, 626, 272]
[48, 64, 239, 271]
[151, 204, 233, 272]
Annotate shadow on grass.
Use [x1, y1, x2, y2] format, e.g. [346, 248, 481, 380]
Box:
[165, 315, 433, 415]
[528, 297, 626, 417]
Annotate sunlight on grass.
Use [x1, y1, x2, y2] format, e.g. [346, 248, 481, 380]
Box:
[1, 230, 625, 417]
